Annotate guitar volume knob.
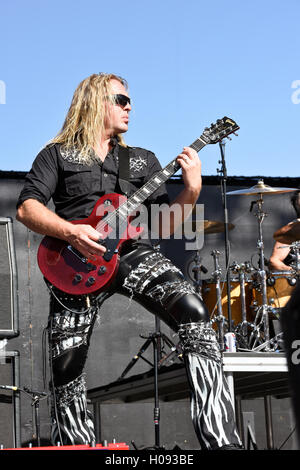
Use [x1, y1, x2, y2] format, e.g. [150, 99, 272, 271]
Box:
[98, 266, 107, 275]
[87, 276, 96, 286]
[74, 273, 83, 283]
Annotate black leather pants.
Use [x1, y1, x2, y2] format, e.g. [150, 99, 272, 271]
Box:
[47, 244, 241, 449]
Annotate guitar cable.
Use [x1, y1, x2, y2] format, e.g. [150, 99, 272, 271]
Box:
[46, 315, 64, 446]
[45, 281, 92, 315]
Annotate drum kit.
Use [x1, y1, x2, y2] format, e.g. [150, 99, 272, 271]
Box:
[187, 179, 300, 352]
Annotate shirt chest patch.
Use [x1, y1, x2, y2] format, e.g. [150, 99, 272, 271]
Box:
[130, 156, 147, 173]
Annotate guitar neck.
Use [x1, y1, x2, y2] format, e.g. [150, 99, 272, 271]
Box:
[125, 136, 207, 212]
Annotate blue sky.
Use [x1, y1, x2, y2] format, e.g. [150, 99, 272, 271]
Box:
[0, 0, 299, 177]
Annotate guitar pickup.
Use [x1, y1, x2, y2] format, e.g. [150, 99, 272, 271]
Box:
[103, 248, 118, 262]
[67, 245, 87, 263]
[67, 246, 96, 271]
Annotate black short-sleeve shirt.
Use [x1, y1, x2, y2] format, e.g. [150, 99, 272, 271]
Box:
[17, 141, 170, 225]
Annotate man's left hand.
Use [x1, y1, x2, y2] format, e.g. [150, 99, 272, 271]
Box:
[177, 147, 202, 195]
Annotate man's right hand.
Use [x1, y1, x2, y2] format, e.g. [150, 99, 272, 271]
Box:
[66, 224, 107, 260]
[16, 199, 107, 260]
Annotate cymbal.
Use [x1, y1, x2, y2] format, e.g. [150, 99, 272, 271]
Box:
[274, 220, 300, 244]
[184, 220, 235, 235]
[227, 179, 297, 196]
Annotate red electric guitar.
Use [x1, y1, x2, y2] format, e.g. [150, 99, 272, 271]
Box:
[37, 117, 239, 295]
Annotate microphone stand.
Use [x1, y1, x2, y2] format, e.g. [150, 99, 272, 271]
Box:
[0, 384, 48, 447]
[22, 387, 48, 447]
[119, 315, 177, 450]
[217, 140, 233, 332]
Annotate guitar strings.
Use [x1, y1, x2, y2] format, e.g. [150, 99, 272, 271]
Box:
[96, 138, 206, 235]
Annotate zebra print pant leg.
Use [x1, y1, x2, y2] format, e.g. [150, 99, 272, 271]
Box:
[48, 294, 99, 445]
[118, 247, 242, 449]
[179, 322, 242, 450]
[50, 373, 96, 445]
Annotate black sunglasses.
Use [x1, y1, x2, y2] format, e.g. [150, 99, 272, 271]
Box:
[112, 94, 131, 107]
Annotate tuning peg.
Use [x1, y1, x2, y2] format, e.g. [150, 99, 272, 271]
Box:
[233, 132, 238, 136]
[227, 136, 232, 140]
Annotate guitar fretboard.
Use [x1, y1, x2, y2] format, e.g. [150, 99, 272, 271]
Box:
[95, 115, 240, 230]
[117, 136, 207, 218]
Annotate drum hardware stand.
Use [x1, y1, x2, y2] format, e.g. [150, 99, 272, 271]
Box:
[190, 249, 208, 295]
[117, 316, 177, 381]
[211, 249, 226, 350]
[248, 305, 272, 350]
[217, 140, 233, 332]
[230, 261, 254, 349]
[251, 331, 284, 352]
[157, 343, 183, 368]
[249, 194, 272, 351]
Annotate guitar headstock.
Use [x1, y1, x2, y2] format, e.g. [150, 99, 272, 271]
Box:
[201, 117, 240, 144]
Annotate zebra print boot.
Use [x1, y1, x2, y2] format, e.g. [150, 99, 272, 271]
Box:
[178, 322, 243, 450]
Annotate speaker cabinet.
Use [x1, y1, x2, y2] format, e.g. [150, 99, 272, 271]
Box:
[0, 351, 21, 448]
[0, 217, 19, 339]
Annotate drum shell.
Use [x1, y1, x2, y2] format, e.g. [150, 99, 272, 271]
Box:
[202, 279, 254, 324]
[252, 274, 296, 309]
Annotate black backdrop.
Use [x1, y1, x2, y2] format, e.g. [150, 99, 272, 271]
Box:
[0, 171, 299, 450]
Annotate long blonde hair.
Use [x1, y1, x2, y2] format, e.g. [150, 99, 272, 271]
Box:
[48, 73, 128, 164]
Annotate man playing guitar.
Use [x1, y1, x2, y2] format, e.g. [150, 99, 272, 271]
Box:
[16, 73, 242, 450]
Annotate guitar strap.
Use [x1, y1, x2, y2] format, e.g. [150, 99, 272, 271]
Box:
[117, 145, 131, 196]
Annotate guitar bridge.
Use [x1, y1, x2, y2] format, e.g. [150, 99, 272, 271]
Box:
[67, 245, 88, 264]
